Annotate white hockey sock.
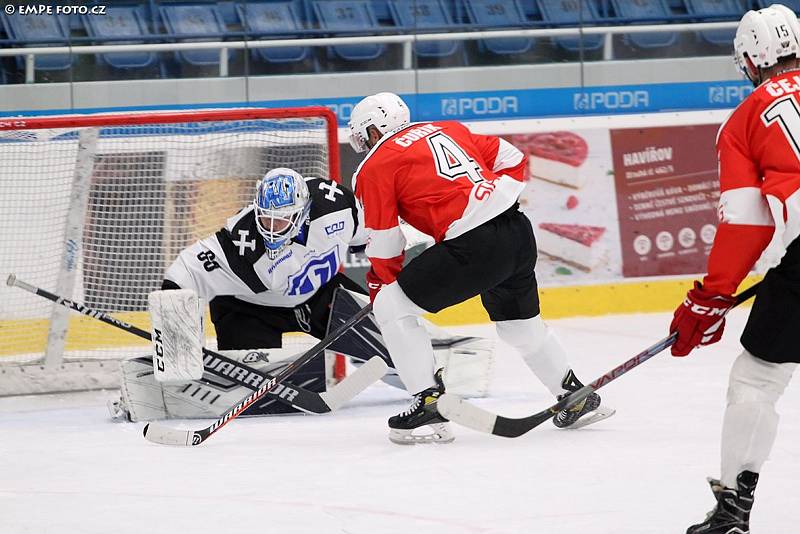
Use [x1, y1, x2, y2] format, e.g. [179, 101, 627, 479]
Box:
[373, 282, 436, 394]
[720, 351, 796, 488]
[495, 316, 570, 396]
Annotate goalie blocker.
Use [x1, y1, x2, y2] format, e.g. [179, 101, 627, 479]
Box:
[113, 288, 495, 421]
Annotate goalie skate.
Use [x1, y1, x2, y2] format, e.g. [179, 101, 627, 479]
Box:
[388, 369, 454, 445]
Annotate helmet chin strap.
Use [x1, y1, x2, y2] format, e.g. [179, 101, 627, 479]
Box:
[744, 55, 762, 86]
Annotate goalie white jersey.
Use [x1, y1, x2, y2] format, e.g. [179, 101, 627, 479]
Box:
[165, 178, 365, 308]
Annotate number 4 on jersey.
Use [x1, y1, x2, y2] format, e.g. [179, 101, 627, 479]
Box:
[427, 132, 485, 184]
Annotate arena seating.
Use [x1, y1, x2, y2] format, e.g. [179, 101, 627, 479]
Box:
[388, 0, 461, 61]
[158, 3, 231, 66]
[684, 0, 742, 46]
[609, 0, 678, 49]
[463, 0, 534, 57]
[82, 5, 161, 73]
[536, 0, 605, 52]
[311, 0, 385, 62]
[235, 2, 312, 66]
[1, 11, 75, 75]
[0, 0, 789, 83]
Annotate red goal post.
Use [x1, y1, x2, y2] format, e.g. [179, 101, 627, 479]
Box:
[0, 106, 345, 395]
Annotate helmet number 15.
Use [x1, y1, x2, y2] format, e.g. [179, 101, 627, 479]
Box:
[426, 132, 485, 185]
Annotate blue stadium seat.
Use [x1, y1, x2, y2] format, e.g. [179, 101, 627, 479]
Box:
[536, 0, 604, 52]
[82, 5, 160, 70]
[370, 0, 392, 22]
[520, 1, 542, 21]
[237, 2, 311, 64]
[312, 1, 384, 61]
[610, 0, 678, 48]
[216, 1, 240, 27]
[684, 0, 743, 46]
[388, 0, 460, 58]
[756, 0, 800, 12]
[159, 3, 231, 66]
[463, 0, 534, 55]
[0, 12, 74, 71]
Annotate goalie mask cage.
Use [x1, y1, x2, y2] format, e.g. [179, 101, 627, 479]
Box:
[0, 107, 341, 396]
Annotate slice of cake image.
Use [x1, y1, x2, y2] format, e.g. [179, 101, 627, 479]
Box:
[536, 222, 607, 271]
[513, 132, 589, 188]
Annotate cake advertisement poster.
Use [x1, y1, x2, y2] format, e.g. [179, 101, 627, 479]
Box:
[503, 130, 623, 286]
[610, 124, 720, 278]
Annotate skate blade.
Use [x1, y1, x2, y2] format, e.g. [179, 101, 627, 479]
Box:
[388, 423, 455, 445]
[562, 405, 616, 430]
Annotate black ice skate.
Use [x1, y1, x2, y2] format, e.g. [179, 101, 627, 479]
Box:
[388, 369, 454, 445]
[686, 471, 758, 534]
[553, 370, 615, 429]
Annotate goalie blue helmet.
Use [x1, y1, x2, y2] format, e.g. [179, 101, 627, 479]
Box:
[253, 168, 311, 258]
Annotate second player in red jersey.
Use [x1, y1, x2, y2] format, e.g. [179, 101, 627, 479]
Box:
[670, 5, 800, 533]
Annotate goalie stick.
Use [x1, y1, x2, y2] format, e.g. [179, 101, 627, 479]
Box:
[6, 274, 386, 416]
[437, 281, 762, 438]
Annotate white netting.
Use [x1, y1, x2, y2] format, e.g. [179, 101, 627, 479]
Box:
[0, 110, 336, 369]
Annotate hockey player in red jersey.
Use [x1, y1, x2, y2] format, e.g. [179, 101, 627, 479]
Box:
[669, 5, 800, 533]
[348, 92, 614, 444]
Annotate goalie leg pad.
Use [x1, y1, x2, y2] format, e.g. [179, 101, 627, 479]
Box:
[433, 337, 495, 398]
[148, 289, 205, 382]
[115, 357, 168, 422]
[721, 350, 797, 488]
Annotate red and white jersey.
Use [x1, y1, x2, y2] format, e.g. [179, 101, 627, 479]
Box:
[707, 70, 800, 295]
[353, 120, 527, 285]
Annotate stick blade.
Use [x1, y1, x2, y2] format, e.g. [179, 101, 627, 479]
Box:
[320, 356, 388, 411]
[437, 393, 497, 434]
[143, 423, 199, 447]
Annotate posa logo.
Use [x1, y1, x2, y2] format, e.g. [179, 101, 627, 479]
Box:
[574, 90, 649, 111]
[708, 85, 752, 105]
[441, 96, 518, 117]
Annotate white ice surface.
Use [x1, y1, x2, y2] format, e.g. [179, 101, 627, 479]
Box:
[2, 309, 798, 534]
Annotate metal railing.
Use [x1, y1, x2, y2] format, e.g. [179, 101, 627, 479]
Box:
[0, 21, 738, 84]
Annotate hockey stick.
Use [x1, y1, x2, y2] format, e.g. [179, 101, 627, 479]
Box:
[6, 274, 386, 415]
[142, 300, 375, 446]
[438, 281, 762, 438]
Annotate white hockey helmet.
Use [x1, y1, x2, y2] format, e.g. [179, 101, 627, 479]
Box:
[734, 4, 800, 85]
[253, 168, 311, 257]
[348, 92, 411, 153]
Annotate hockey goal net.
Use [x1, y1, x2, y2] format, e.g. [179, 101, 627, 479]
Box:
[0, 107, 341, 395]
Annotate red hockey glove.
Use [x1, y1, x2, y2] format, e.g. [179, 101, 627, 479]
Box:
[670, 281, 736, 357]
[366, 269, 384, 303]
